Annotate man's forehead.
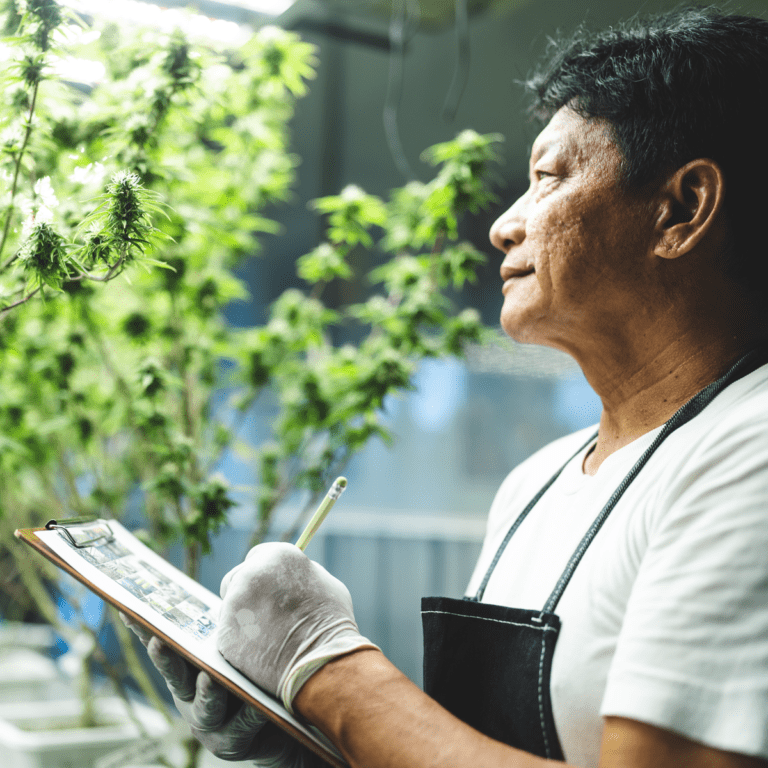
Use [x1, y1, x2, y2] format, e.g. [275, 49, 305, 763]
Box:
[529, 108, 618, 164]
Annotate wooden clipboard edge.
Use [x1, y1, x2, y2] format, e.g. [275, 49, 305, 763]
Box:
[14, 526, 347, 768]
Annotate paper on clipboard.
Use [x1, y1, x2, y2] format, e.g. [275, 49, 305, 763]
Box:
[16, 519, 346, 768]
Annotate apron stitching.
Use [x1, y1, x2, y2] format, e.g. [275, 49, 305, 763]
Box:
[537, 635, 551, 758]
[422, 610, 556, 632]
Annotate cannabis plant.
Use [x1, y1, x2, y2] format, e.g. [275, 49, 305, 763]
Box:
[0, 0, 501, 758]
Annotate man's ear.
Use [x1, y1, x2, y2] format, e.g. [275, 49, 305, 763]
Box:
[653, 158, 726, 260]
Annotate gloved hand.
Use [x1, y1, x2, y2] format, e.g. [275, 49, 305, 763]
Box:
[121, 613, 327, 766]
[217, 542, 379, 713]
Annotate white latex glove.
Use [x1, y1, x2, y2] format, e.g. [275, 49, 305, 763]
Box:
[217, 542, 379, 713]
[121, 613, 328, 767]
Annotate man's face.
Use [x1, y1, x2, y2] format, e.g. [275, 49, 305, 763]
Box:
[489, 107, 658, 353]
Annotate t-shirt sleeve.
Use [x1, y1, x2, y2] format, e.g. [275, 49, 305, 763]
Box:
[600, 416, 768, 758]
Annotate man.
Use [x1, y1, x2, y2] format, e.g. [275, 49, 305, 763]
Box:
[128, 6, 768, 767]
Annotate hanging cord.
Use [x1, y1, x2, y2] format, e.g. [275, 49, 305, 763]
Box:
[442, 0, 470, 122]
[384, 0, 419, 180]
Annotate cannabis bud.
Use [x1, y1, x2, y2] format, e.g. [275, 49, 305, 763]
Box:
[19, 220, 69, 290]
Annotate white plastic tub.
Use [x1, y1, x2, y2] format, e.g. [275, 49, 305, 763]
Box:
[0, 697, 169, 768]
[0, 648, 71, 702]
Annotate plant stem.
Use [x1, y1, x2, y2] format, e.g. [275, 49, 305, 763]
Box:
[429, 230, 446, 290]
[13, 547, 71, 634]
[0, 286, 41, 318]
[84, 306, 134, 404]
[77, 639, 99, 729]
[58, 454, 88, 514]
[0, 80, 40, 266]
[251, 477, 293, 548]
[204, 390, 260, 475]
[187, 540, 199, 579]
[280, 452, 351, 544]
[183, 736, 204, 768]
[80, 253, 127, 283]
[108, 606, 174, 725]
[88, 630, 152, 737]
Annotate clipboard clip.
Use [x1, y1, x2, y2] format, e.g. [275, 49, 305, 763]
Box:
[45, 518, 115, 549]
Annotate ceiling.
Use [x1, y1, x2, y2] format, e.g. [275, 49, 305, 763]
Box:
[321, 0, 529, 29]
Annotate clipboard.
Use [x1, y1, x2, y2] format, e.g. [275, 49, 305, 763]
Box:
[15, 519, 347, 768]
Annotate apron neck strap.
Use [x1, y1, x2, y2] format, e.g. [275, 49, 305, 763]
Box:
[543, 345, 768, 613]
[473, 431, 597, 602]
[474, 345, 768, 608]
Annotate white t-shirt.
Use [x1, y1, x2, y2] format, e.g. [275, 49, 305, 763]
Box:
[466, 363, 768, 767]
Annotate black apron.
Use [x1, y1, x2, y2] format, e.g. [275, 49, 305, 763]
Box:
[422, 348, 768, 761]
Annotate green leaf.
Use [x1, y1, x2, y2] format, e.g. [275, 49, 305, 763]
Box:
[297, 242, 352, 285]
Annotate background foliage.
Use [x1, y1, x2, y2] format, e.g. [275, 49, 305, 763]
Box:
[0, 0, 501, 745]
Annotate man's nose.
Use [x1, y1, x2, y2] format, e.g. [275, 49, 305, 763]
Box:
[489, 197, 526, 253]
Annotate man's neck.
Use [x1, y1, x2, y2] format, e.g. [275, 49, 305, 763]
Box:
[579, 330, 767, 476]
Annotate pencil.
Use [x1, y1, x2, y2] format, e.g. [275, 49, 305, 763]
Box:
[295, 477, 348, 551]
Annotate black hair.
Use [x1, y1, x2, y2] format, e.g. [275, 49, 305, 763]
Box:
[526, 5, 768, 285]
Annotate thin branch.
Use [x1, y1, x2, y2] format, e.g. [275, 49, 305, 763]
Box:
[203, 390, 261, 475]
[1, 252, 19, 273]
[0, 285, 41, 317]
[87, 626, 152, 736]
[0, 252, 126, 320]
[429, 230, 446, 291]
[280, 451, 351, 545]
[81, 256, 126, 283]
[84, 306, 134, 404]
[250, 478, 293, 548]
[309, 279, 326, 301]
[58, 454, 88, 515]
[65, 252, 127, 283]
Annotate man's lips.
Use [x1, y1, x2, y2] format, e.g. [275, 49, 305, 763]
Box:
[500, 265, 535, 279]
[500, 264, 535, 292]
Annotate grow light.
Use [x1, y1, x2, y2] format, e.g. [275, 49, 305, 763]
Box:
[225, 1, 296, 12]
[58, 0, 252, 46]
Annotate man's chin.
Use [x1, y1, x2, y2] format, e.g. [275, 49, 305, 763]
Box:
[498, 315, 570, 353]
[499, 310, 539, 345]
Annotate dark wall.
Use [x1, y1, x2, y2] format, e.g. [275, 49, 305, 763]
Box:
[235, 0, 768, 325]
